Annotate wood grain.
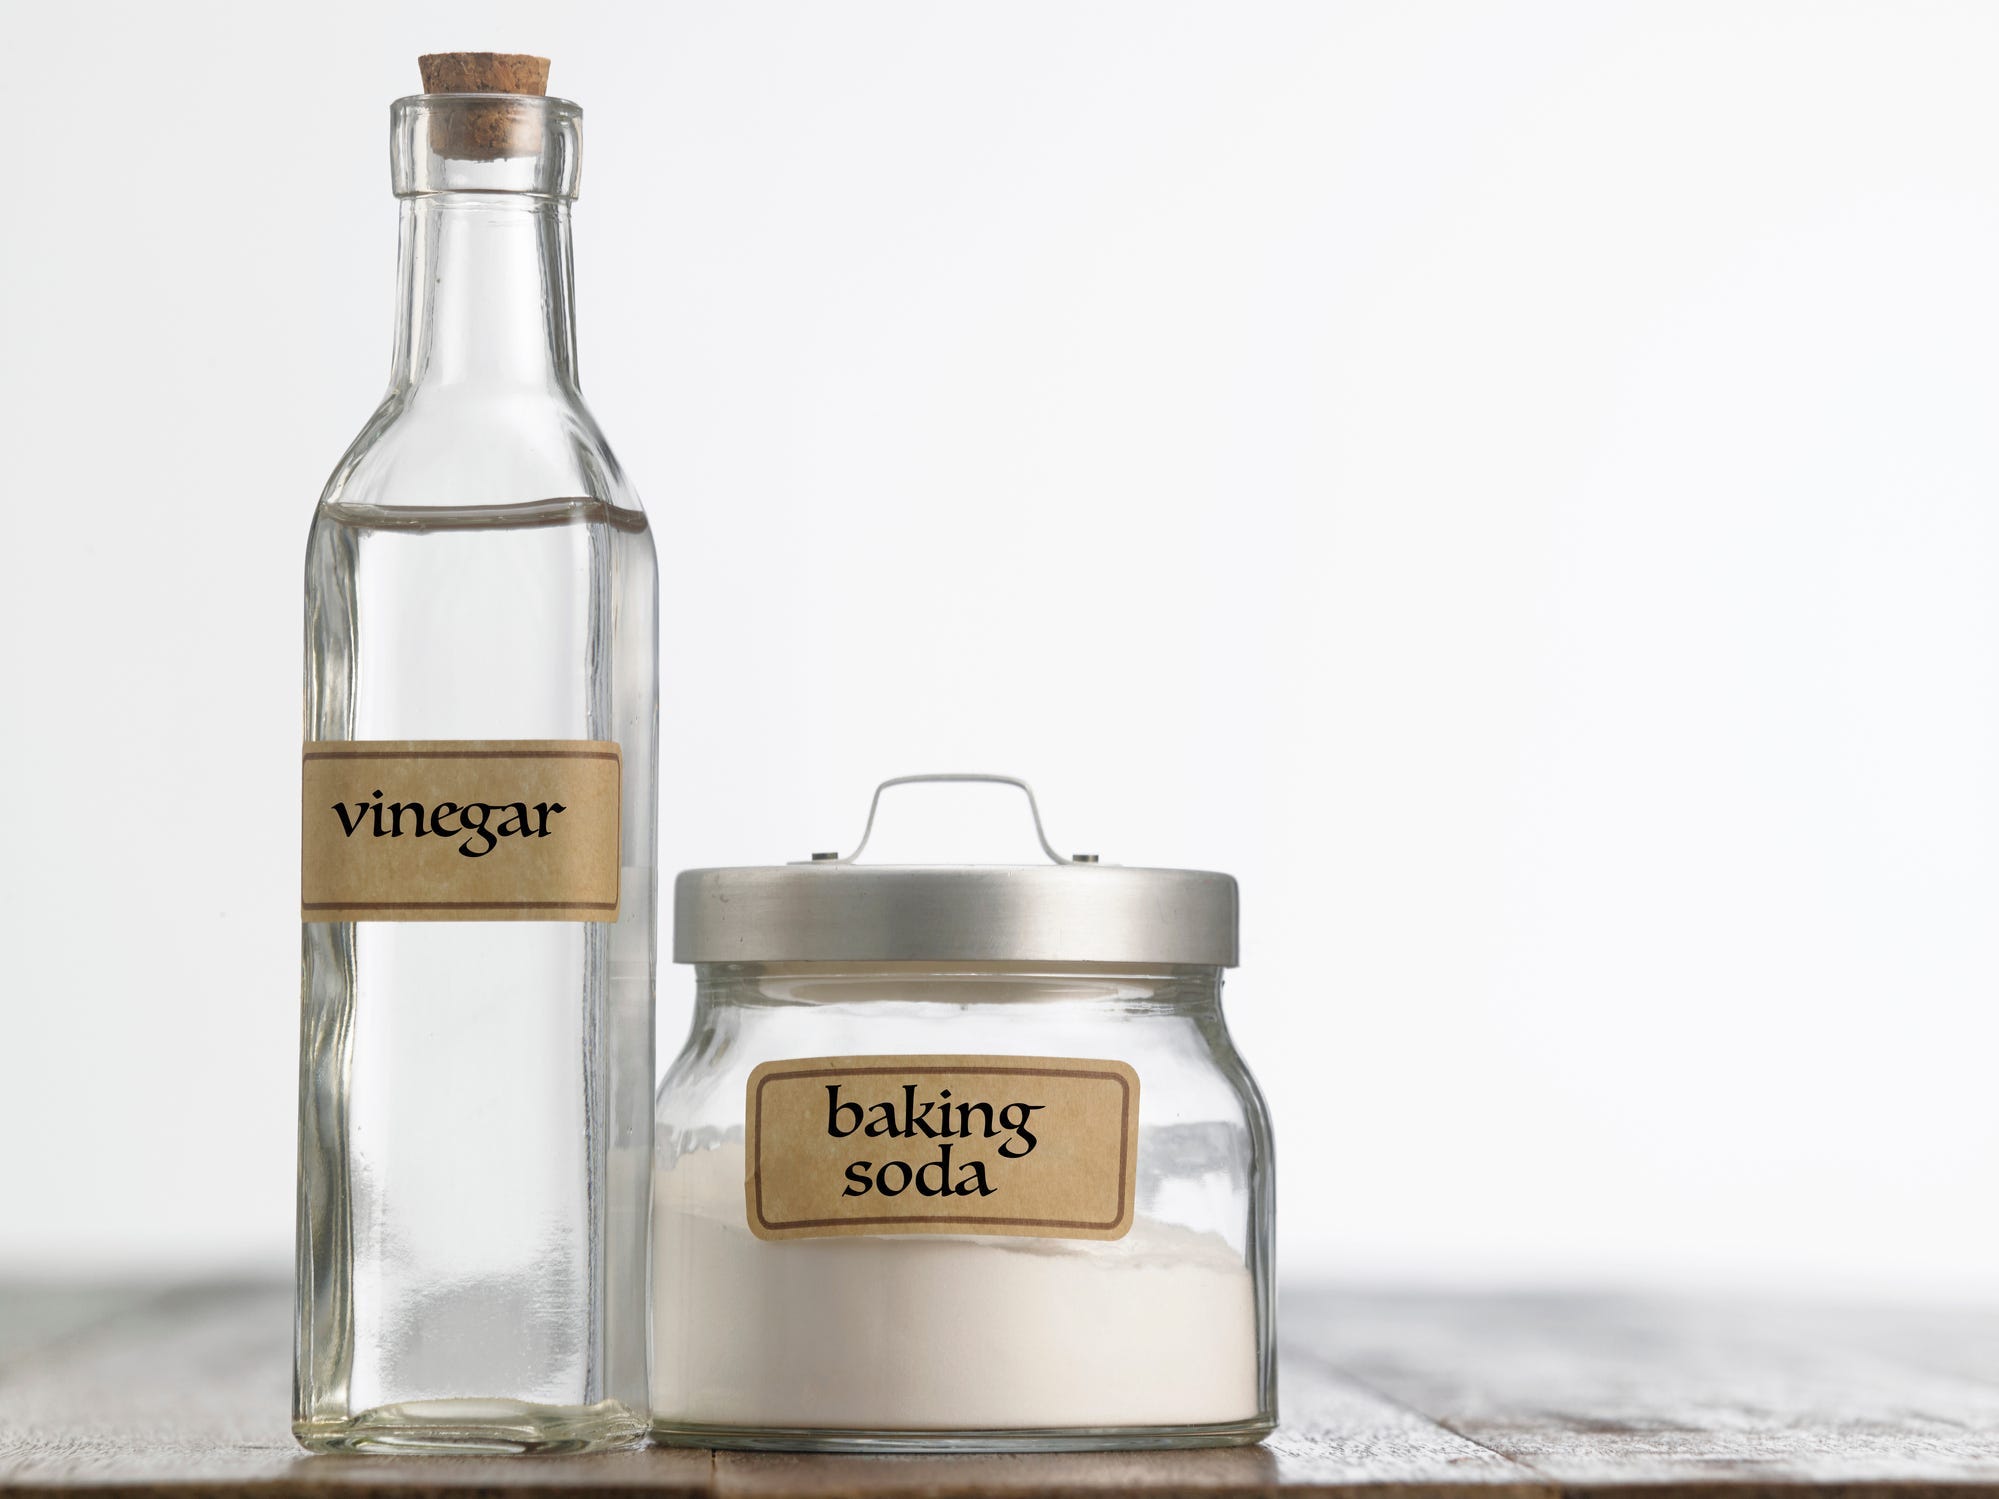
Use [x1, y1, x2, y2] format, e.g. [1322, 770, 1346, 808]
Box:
[3, 1282, 1996, 1496]
[710, 1354, 1546, 1498]
[1303, 1290, 1999, 1491]
[0, 1283, 709, 1497]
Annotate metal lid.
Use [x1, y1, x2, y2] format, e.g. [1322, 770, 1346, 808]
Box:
[673, 774, 1239, 967]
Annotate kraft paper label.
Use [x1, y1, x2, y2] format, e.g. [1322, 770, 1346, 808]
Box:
[301, 740, 621, 922]
[745, 1054, 1140, 1242]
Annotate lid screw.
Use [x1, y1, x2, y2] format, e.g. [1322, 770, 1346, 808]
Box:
[1072, 853, 1099, 863]
[810, 851, 841, 862]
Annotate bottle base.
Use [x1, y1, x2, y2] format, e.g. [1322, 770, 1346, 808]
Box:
[295, 1398, 648, 1455]
[648, 1413, 1276, 1454]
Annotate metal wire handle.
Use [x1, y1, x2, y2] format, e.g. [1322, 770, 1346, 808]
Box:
[814, 773, 1091, 866]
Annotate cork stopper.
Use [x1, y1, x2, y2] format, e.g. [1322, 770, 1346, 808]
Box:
[418, 53, 550, 96]
[416, 53, 553, 161]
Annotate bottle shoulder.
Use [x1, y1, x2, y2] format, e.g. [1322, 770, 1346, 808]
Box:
[313, 382, 645, 517]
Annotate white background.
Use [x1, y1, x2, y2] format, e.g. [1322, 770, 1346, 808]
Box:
[4, 0, 1996, 1301]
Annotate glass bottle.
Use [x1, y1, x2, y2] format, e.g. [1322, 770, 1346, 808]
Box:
[296, 57, 655, 1454]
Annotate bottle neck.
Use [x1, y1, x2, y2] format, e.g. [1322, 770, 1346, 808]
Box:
[390, 193, 577, 395]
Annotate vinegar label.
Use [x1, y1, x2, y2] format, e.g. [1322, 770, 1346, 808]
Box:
[744, 1054, 1140, 1242]
[301, 740, 621, 922]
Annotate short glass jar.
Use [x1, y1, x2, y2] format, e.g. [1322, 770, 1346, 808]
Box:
[650, 776, 1276, 1453]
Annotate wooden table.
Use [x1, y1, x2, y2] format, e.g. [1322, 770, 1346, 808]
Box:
[3, 1283, 1996, 1497]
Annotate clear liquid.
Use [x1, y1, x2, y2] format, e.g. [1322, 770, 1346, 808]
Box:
[298, 499, 655, 1453]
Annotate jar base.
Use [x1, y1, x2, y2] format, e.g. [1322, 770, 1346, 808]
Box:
[295, 1398, 649, 1455]
[648, 1414, 1276, 1454]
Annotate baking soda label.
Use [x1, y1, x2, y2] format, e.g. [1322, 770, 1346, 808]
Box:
[301, 740, 621, 922]
[744, 1054, 1140, 1241]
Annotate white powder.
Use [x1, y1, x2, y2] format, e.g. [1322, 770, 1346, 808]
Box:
[650, 1143, 1259, 1431]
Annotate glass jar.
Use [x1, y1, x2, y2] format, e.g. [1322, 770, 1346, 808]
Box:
[650, 776, 1275, 1453]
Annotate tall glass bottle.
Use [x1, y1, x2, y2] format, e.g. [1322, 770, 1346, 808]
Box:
[296, 55, 655, 1454]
